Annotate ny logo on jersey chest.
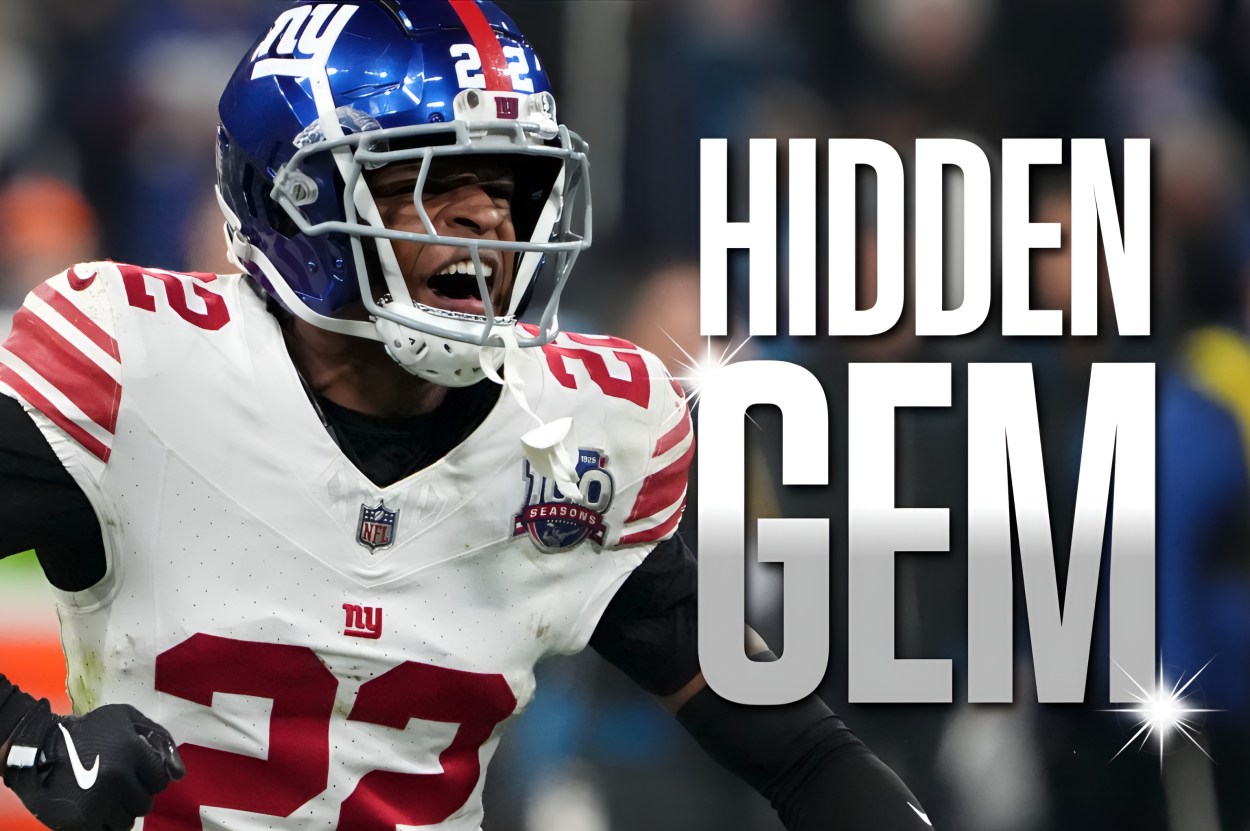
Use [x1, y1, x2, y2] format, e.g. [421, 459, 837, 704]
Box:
[343, 603, 383, 639]
[357, 501, 399, 552]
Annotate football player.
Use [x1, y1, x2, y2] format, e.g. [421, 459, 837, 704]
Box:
[0, 2, 932, 829]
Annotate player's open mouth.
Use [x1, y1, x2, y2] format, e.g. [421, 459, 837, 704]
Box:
[425, 259, 497, 315]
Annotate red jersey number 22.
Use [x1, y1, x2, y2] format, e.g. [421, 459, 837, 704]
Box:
[540, 332, 650, 409]
[147, 634, 516, 829]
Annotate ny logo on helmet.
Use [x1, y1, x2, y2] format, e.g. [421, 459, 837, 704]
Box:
[496, 97, 519, 119]
[252, 3, 358, 80]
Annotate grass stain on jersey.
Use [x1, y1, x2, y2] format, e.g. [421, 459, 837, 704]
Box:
[68, 650, 103, 713]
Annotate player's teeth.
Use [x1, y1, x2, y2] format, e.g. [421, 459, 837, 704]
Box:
[436, 261, 493, 278]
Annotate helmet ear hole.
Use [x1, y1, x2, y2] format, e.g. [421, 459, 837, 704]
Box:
[236, 159, 301, 240]
[265, 193, 301, 239]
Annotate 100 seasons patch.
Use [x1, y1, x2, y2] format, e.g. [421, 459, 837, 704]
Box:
[515, 449, 615, 552]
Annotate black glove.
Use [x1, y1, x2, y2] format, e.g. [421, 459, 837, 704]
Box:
[3, 700, 185, 831]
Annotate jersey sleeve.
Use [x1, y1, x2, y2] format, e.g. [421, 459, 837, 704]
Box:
[543, 338, 695, 656]
[613, 354, 694, 547]
[0, 264, 122, 485]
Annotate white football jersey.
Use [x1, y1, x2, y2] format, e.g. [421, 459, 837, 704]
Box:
[0, 262, 693, 831]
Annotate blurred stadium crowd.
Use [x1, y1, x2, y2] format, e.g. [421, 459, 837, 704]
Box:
[1, 0, 1249, 829]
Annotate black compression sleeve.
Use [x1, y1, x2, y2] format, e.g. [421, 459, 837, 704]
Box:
[589, 534, 699, 696]
[677, 684, 932, 831]
[589, 535, 930, 827]
[0, 396, 106, 590]
[0, 675, 40, 747]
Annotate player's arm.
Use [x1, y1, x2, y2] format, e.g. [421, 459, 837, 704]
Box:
[590, 536, 934, 830]
[0, 348, 184, 828]
[0, 263, 127, 589]
[0, 395, 106, 588]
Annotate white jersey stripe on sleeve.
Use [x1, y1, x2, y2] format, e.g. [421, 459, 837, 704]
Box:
[0, 352, 113, 462]
[34, 276, 119, 359]
[652, 402, 693, 457]
[621, 488, 685, 534]
[0, 348, 115, 445]
[3, 305, 121, 434]
[618, 498, 686, 546]
[625, 440, 694, 524]
[649, 428, 694, 475]
[25, 292, 122, 382]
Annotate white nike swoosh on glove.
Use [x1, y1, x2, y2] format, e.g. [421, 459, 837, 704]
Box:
[908, 802, 933, 826]
[58, 724, 100, 789]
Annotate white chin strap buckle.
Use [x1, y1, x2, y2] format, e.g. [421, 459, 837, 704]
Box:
[373, 315, 497, 387]
[520, 417, 584, 503]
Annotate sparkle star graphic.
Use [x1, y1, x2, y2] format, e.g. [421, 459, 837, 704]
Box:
[1104, 658, 1220, 770]
[665, 334, 751, 407]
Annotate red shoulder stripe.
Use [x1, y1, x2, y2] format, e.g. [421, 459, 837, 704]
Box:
[33, 282, 119, 361]
[449, 0, 510, 91]
[653, 407, 693, 457]
[619, 499, 685, 546]
[626, 442, 694, 524]
[0, 366, 110, 461]
[5, 308, 120, 433]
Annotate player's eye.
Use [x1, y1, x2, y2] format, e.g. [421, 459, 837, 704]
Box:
[421, 176, 459, 197]
[373, 178, 419, 199]
[483, 180, 515, 202]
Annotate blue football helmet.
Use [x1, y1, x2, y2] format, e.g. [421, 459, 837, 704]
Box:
[216, 0, 591, 386]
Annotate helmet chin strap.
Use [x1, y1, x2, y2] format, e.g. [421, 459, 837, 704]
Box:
[481, 327, 586, 504]
[380, 314, 585, 504]
[373, 311, 495, 387]
[217, 186, 379, 340]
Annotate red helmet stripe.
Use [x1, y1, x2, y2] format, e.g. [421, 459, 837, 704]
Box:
[448, 0, 510, 91]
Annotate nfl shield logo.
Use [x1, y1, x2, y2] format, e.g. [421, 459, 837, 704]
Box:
[356, 501, 399, 552]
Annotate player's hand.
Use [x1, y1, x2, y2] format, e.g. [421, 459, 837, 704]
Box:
[3, 700, 185, 831]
